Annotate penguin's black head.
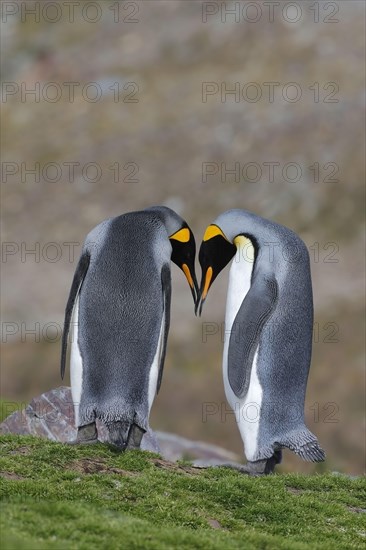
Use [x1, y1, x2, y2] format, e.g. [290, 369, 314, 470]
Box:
[169, 224, 199, 304]
[196, 224, 236, 315]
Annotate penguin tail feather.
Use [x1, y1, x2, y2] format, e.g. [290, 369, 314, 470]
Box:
[281, 429, 326, 463]
[105, 420, 130, 449]
[295, 441, 326, 462]
[105, 420, 145, 451]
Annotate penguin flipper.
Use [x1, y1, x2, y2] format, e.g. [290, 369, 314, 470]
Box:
[228, 274, 278, 398]
[156, 264, 171, 393]
[60, 251, 90, 379]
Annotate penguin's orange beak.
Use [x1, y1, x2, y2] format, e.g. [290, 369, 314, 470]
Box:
[182, 263, 195, 292]
[201, 266, 213, 301]
[195, 266, 213, 315]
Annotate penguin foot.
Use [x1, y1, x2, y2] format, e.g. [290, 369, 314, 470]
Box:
[246, 450, 282, 476]
[69, 422, 98, 445]
[221, 450, 282, 476]
[126, 424, 145, 450]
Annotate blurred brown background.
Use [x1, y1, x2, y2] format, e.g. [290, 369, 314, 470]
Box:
[1, 0, 365, 474]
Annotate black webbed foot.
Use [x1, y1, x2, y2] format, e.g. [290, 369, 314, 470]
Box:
[215, 450, 282, 476]
[68, 422, 98, 445]
[126, 424, 145, 450]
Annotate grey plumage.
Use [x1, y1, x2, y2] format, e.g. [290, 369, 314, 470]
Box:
[198, 209, 325, 470]
[61, 206, 197, 449]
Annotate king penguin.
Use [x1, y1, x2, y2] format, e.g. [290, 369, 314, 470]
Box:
[196, 209, 325, 474]
[61, 206, 198, 450]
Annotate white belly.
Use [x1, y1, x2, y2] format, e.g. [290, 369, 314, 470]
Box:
[147, 310, 165, 413]
[70, 296, 83, 426]
[223, 237, 263, 461]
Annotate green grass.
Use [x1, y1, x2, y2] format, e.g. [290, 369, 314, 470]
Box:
[0, 435, 365, 550]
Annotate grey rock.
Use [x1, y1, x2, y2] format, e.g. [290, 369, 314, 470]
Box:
[155, 431, 240, 463]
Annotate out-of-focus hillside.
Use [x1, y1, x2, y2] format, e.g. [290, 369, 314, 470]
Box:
[1, 1, 365, 474]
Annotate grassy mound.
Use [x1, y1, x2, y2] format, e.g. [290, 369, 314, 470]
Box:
[0, 435, 365, 549]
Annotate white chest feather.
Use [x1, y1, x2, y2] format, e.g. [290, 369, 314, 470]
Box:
[147, 310, 165, 412]
[224, 237, 254, 332]
[70, 296, 83, 426]
[223, 236, 263, 461]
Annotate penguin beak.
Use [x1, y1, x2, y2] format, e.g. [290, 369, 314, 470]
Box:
[182, 263, 199, 303]
[196, 225, 236, 316]
[169, 226, 199, 306]
[195, 266, 213, 316]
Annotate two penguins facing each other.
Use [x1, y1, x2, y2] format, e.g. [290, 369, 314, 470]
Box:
[61, 206, 325, 476]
